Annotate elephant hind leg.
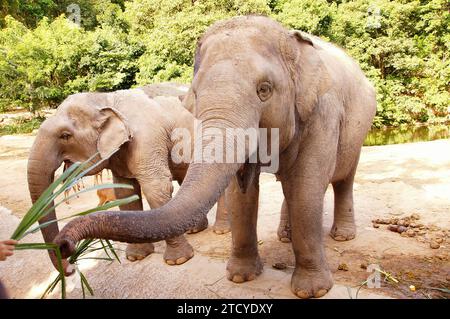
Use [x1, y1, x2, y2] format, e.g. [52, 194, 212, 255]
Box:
[277, 199, 291, 242]
[330, 171, 357, 241]
[212, 194, 230, 234]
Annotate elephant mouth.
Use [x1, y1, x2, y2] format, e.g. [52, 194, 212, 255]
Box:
[63, 160, 74, 171]
[63, 157, 106, 176]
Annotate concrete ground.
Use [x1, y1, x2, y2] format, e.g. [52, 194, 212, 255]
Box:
[0, 135, 449, 299]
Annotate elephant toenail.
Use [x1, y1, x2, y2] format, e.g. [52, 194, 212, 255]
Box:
[296, 290, 310, 299]
[176, 257, 188, 265]
[232, 275, 245, 283]
[314, 289, 328, 298]
[165, 259, 176, 265]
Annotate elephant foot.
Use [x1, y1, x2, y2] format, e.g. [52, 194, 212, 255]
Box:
[186, 215, 209, 234]
[291, 267, 333, 299]
[213, 219, 231, 234]
[277, 221, 291, 243]
[226, 255, 263, 283]
[330, 220, 356, 241]
[126, 243, 155, 262]
[164, 237, 194, 265]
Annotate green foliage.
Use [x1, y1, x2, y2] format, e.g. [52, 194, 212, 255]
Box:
[11, 156, 138, 298]
[0, 116, 45, 135]
[0, 0, 449, 127]
[125, 0, 271, 84]
[364, 123, 450, 146]
[273, 0, 336, 37]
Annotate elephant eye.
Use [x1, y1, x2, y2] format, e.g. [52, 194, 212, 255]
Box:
[257, 81, 273, 102]
[60, 132, 71, 141]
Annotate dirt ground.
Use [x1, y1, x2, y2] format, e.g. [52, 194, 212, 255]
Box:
[0, 134, 449, 299]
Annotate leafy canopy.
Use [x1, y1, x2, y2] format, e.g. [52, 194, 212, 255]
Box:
[0, 0, 448, 127]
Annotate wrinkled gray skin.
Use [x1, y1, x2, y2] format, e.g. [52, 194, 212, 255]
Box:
[55, 16, 376, 298]
[27, 84, 229, 274]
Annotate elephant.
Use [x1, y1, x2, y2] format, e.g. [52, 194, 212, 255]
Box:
[27, 84, 230, 275]
[54, 16, 376, 298]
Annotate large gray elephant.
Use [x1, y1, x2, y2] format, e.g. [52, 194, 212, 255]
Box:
[27, 84, 229, 274]
[54, 16, 376, 298]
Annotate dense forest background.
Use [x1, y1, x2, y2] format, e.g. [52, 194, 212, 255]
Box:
[0, 0, 448, 128]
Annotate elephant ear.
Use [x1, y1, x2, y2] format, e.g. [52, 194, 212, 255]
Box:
[182, 86, 196, 114]
[288, 30, 332, 122]
[97, 107, 132, 159]
[193, 40, 203, 76]
[182, 41, 203, 115]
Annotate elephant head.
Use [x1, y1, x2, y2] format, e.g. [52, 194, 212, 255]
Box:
[28, 92, 132, 274]
[54, 16, 331, 256]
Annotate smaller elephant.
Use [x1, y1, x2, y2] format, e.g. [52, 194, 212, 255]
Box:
[27, 85, 229, 273]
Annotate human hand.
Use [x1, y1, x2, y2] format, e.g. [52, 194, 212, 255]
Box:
[0, 240, 18, 261]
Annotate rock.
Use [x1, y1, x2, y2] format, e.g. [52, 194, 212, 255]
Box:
[435, 231, 446, 238]
[338, 263, 349, 271]
[389, 218, 399, 225]
[360, 262, 368, 269]
[398, 226, 407, 233]
[429, 225, 440, 232]
[411, 213, 420, 220]
[430, 241, 440, 249]
[388, 225, 398, 232]
[418, 230, 427, 236]
[372, 223, 380, 228]
[397, 219, 410, 227]
[373, 218, 390, 225]
[434, 237, 444, 244]
[406, 229, 416, 237]
[388, 225, 408, 234]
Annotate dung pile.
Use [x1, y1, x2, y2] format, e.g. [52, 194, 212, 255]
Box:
[372, 214, 448, 249]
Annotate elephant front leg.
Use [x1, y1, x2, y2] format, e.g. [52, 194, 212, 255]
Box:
[226, 169, 263, 283]
[112, 174, 156, 262]
[281, 176, 333, 299]
[277, 199, 291, 242]
[213, 194, 230, 234]
[140, 178, 195, 266]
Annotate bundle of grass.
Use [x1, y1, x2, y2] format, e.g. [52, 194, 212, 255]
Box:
[10, 154, 139, 298]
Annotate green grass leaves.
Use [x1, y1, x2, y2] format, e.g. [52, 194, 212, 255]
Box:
[10, 154, 138, 298]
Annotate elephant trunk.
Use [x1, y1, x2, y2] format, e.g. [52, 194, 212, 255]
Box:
[57, 161, 239, 257]
[27, 127, 65, 270]
[55, 87, 257, 258]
